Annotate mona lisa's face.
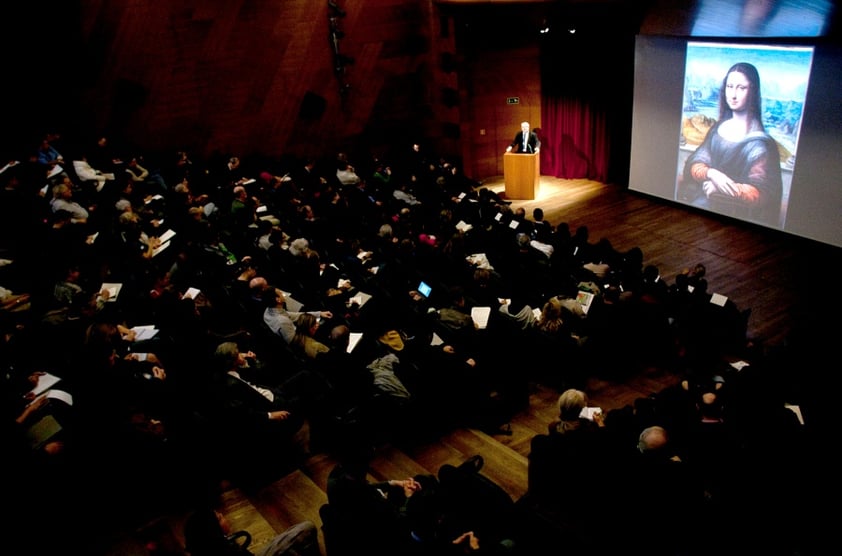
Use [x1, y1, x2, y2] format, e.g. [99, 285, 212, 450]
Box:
[725, 71, 750, 113]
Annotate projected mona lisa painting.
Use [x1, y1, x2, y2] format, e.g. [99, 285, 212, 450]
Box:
[675, 42, 814, 229]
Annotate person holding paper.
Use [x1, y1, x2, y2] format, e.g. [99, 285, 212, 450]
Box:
[72, 153, 115, 194]
[526, 388, 613, 551]
[115, 210, 164, 262]
[5, 370, 70, 460]
[51, 263, 111, 313]
[35, 137, 65, 178]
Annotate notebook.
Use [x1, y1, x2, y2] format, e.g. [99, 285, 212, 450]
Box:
[25, 414, 63, 450]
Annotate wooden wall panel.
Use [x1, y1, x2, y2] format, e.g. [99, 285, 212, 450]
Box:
[28, 0, 444, 165]
[6, 0, 538, 181]
[459, 44, 542, 180]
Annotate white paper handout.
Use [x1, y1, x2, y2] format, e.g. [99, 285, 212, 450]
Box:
[27, 372, 62, 398]
[158, 229, 176, 243]
[347, 332, 363, 353]
[183, 287, 202, 300]
[349, 291, 372, 308]
[131, 325, 160, 342]
[101, 282, 122, 302]
[710, 293, 728, 307]
[471, 306, 492, 329]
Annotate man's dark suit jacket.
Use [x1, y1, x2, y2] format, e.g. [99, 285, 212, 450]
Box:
[509, 131, 541, 153]
[209, 370, 305, 443]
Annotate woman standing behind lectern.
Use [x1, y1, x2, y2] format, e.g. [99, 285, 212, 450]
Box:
[506, 121, 541, 154]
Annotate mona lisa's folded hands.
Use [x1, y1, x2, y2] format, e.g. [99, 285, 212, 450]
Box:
[704, 168, 740, 197]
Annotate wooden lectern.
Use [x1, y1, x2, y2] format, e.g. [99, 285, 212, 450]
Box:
[504, 152, 540, 200]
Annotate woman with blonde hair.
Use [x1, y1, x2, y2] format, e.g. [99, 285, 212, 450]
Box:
[537, 297, 564, 335]
[550, 388, 604, 434]
[527, 388, 612, 550]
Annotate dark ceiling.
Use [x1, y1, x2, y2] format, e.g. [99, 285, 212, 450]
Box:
[436, 0, 841, 43]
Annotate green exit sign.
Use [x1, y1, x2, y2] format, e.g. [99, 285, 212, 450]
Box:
[506, 97, 519, 104]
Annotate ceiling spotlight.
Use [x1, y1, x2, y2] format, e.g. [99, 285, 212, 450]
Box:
[540, 26, 550, 34]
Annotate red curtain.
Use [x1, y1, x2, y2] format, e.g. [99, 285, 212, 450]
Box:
[539, 95, 611, 183]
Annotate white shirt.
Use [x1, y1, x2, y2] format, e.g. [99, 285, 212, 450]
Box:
[228, 370, 274, 403]
[336, 167, 361, 185]
[73, 159, 109, 190]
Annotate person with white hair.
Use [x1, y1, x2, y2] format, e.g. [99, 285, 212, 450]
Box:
[505, 121, 540, 154]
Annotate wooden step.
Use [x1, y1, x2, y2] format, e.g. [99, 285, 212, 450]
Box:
[247, 470, 329, 555]
[219, 487, 280, 553]
[440, 427, 529, 501]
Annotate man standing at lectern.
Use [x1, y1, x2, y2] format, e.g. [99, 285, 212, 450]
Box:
[506, 121, 541, 154]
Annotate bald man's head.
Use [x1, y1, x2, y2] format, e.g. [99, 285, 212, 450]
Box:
[638, 425, 669, 454]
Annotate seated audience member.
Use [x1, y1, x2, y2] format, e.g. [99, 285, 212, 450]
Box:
[3, 369, 73, 466]
[617, 425, 705, 555]
[497, 296, 538, 331]
[525, 388, 616, 550]
[114, 210, 165, 264]
[36, 137, 65, 176]
[533, 295, 583, 363]
[86, 135, 123, 176]
[325, 440, 433, 556]
[72, 152, 116, 193]
[4, 367, 77, 554]
[530, 207, 554, 244]
[309, 324, 379, 436]
[124, 155, 167, 195]
[262, 286, 333, 345]
[335, 160, 361, 186]
[291, 313, 331, 360]
[392, 180, 422, 207]
[241, 275, 272, 321]
[51, 263, 110, 311]
[433, 286, 479, 351]
[203, 341, 313, 482]
[49, 182, 90, 224]
[680, 381, 740, 509]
